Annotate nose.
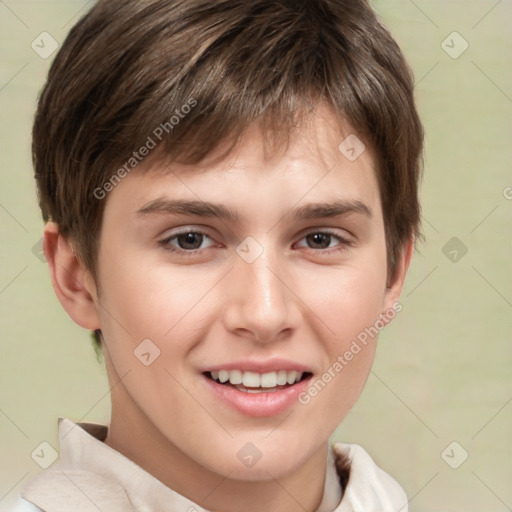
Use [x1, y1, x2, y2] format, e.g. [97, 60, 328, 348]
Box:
[221, 249, 302, 343]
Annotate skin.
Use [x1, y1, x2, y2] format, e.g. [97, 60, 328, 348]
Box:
[44, 103, 413, 512]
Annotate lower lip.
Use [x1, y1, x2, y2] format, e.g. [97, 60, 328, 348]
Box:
[202, 374, 312, 418]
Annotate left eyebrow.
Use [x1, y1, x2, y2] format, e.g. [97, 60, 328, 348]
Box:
[291, 200, 372, 220]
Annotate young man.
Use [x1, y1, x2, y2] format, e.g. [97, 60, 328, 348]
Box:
[13, 0, 423, 510]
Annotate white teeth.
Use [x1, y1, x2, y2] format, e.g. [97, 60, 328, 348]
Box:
[229, 370, 243, 385]
[209, 369, 305, 388]
[242, 371, 260, 387]
[287, 371, 298, 384]
[260, 372, 277, 388]
[276, 370, 288, 386]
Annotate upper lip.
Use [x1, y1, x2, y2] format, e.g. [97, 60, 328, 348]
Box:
[202, 358, 313, 374]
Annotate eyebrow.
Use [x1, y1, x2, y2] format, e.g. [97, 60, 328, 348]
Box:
[136, 198, 372, 221]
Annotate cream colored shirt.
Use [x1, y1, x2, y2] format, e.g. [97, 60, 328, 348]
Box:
[13, 417, 408, 512]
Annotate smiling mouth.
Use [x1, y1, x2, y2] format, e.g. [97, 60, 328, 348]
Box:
[203, 370, 313, 393]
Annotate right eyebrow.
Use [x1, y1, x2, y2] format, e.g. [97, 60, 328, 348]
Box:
[136, 198, 239, 221]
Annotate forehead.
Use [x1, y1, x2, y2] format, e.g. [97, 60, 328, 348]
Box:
[102, 104, 381, 221]
[164, 103, 375, 175]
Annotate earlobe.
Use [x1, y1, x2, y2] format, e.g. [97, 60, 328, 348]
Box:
[43, 222, 101, 331]
[381, 236, 415, 321]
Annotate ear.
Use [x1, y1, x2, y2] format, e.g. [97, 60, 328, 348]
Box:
[381, 236, 414, 322]
[43, 222, 101, 330]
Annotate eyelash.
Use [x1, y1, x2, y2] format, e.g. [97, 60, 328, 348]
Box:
[157, 228, 353, 256]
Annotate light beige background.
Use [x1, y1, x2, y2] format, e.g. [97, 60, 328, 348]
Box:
[1, 1, 511, 511]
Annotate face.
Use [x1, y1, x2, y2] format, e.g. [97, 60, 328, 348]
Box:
[89, 104, 405, 481]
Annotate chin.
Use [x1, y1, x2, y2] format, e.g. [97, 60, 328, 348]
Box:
[221, 457, 303, 482]
[204, 439, 315, 481]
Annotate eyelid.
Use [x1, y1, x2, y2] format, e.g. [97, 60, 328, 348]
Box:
[162, 226, 211, 237]
[297, 226, 354, 242]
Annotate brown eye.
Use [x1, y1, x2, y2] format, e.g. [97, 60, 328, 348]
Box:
[175, 232, 204, 250]
[295, 230, 353, 254]
[158, 229, 215, 253]
[305, 233, 333, 249]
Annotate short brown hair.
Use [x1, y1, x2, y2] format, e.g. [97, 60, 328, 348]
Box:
[33, 0, 424, 349]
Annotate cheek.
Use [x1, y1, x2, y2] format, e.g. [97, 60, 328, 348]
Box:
[94, 257, 211, 423]
[95, 249, 227, 382]
[293, 255, 386, 410]
[97, 245, 208, 335]
[296, 253, 387, 340]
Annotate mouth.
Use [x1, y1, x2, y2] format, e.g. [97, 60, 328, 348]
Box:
[200, 360, 315, 417]
[203, 370, 313, 393]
